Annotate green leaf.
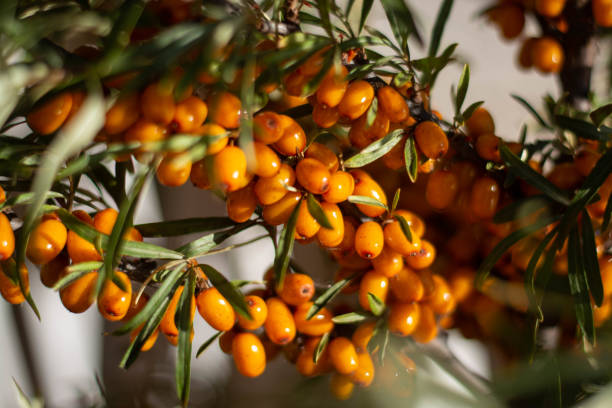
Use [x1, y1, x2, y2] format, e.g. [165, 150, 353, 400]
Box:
[196, 331, 222, 358]
[581, 211, 603, 307]
[511, 94, 553, 130]
[52, 266, 99, 291]
[367, 292, 385, 316]
[135, 217, 236, 237]
[403, 136, 418, 183]
[429, 0, 454, 57]
[567, 226, 595, 344]
[493, 195, 551, 224]
[306, 272, 358, 320]
[524, 228, 557, 320]
[200, 264, 251, 320]
[344, 128, 404, 168]
[306, 194, 333, 230]
[348, 195, 388, 210]
[391, 188, 401, 213]
[461, 101, 484, 122]
[365, 97, 378, 129]
[455, 64, 469, 115]
[379, 0, 423, 48]
[590, 103, 612, 127]
[358, 0, 374, 34]
[176, 221, 256, 258]
[274, 197, 302, 291]
[0, 191, 63, 211]
[603, 190, 612, 231]
[393, 214, 413, 243]
[316, 0, 335, 38]
[114, 263, 186, 336]
[555, 115, 611, 141]
[313, 331, 330, 364]
[500, 144, 570, 206]
[176, 272, 195, 406]
[332, 312, 370, 324]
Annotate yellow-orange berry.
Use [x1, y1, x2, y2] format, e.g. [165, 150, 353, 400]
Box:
[470, 177, 500, 219]
[197, 287, 236, 332]
[0, 261, 28, 304]
[172, 95, 207, 133]
[160, 286, 195, 345]
[26, 219, 67, 265]
[489, 4, 525, 40]
[273, 115, 306, 156]
[264, 297, 296, 345]
[377, 86, 409, 123]
[383, 215, 422, 256]
[322, 171, 355, 204]
[253, 111, 285, 144]
[371, 247, 404, 278]
[425, 170, 459, 210]
[351, 352, 375, 387]
[277, 273, 315, 306]
[330, 373, 354, 400]
[406, 239, 436, 270]
[294, 301, 335, 336]
[295, 200, 321, 239]
[213, 145, 247, 193]
[305, 142, 339, 173]
[352, 320, 376, 353]
[412, 304, 437, 343]
[67, 210, 101, 263]
[414, 121, 448, 159]
[475, 133, 501, 162]
[312, 103, 340, 128]
[98, 271, 132, 321]
[531, 37, 564, 74]
[388, 302, 421, 336]
[124, 119, 167, 152]
[157, 153, 192, 187]
[354, 221, 384, 259]
[518, 38, 537, 70]
[0, 213, 15, 261]
[316, 202, 344, 248]
[196, 123, 228, 155]
[535, 0, 566, 18]
[296, 336, 330, 376]
[227, 184, 257, 223]
[207, 91, 241, 129]
[254, 163, 296, 205]
[40, 252, 68, 288]
[27, 92, 73, 135]
[350, 170, 387, 217]
[92, 208, 141, 241]
[262, 191, 302, 226]
[237, 295, 268, 331]
[390, 266, 424, 303]
[60, 271, 97, 313]
[219, 329, 237, 354]
[104, 94, 140, 135]
[296, 158, 331, 195]
[232, 332, 266, 378]
[358, 270, 388, 311]
[247, 142, 280, 178]
[141, 81, 176, 125]
[593, 0, 612, 27]
[316, 65, 349, 108]
[338, 80, 375, 120]
[328, 337, 359, 375]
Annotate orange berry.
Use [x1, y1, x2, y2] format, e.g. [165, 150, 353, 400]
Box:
[160, 286, 195, 345]
[451, 160, 479, 190]
[296, 158, 331, 195]
[232, 332, 266, 377]
[352, 110, 390, 142]
[328, 337, 359, 375]
[264, 297, 296, 345]
[273, 115, 306, 156]
[377, 86, 409, 123]
[226, 184, 257, 223]
[284, 70, 310, 96]
[196, 287, 236, 331]
[316, 65, 349, 108]
[254, 163, 295, 205]
[247, 141, 280, 178]
[330, 373, 354, 400]
[27, 92, 73, 135]
[213, 145, 247, 192]
[141, 81, 176, 125]
[388, 302, 420, 337]
[0, 261, 28, 304]
[489, 4, 525, 40]
[358, 270, 388, 311]
[475, 133, 501, 162]
[354, 221, 384, 259]
[382, 137, 406, 170]
[40, 252, 68, 288]
[26, 219, 67, 265]
[322, 171, 355, 204]
[535, 0, 565, 18]
[406, 239, 436, 270]
[130, 326, 159, 352]
[0, 213, 15, 261]
[253, 111, 285, 144]
[277, 273, 315, 306]
[312, 103, 340, 128]
[316, 202, 344, 248]
[262, 191, 302, 226]
[295, 200, 321, 239]
[92, 208, 141, 241]
[351, 352, 375, 387]
[600, 256, 612, 297]
[425, 170, 459, 210]
[237, 295, 268, 331]
[67, 210, 101, 263]
[448, 267, 475, 302]
[352, 320, 376, 353]
[547, 162, 583, 191]
[124, 119, 167, 152]
[0, 186, 5, 204]
[371, 247, 404, 278]
[383, 217, 422, 257]
[575, 149, 601, 177]
[294, 301, 335, 336]
[208, 91, 241, 129]
[305, 142, 339, 173]
[104, 94, 140, 135]
[350, 170, 387, 217]
[219, 329, 237, 354]
[98, 271, 132, 321]
[470, 177, 500, 219]
[338, 80, 374, 120]
[195, 123, 228, 155]
[412, 303, 438, 343]
[157, 153, 192, 187]
[518, 38, 537, 69]
[531, 37, 564, 74]
[593, 0, 612, 27]
[414, 121, 448, 159]
[60, 271, 97, 313]
[296, 336, 330, 376]
[390, 266, 424, 303]
[427, 275, 456, 315]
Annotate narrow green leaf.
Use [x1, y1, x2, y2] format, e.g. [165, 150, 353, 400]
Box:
[367, 292, 385, 316]
[602, 190, 612, 231]
[455, 64, 470, 115]
[274, 197, 302, 290]
[555, 115, 611, 141]
[176, 272, 195, 406]
[12, 378, 34, 408]
[590, 103, 612, 127]
[196, 331, 222, 358]
[52, 268, 99, 291]
[348, 195, 388, 210]
[511, 94, 553, 130]
[581, 211, 603, 307]
[394, 214, 413, 243]
[306, 194, 333, 230]
[379, 0, 423, 48]
[462, 101, 484, 122]
[365, 97, 378, 129]
[344, 128, 404, 168]
[332, 312, 370, 324]
[313, 332, 330, 364]
[316, 0, 334, 38]
[567, 227, 595, 344]
[524, 228, 557, 321]
[500, 144, 570, 206]
[200, 264, 251, 320]
[391, 188, 401, 213]
[135, 217, 236, 237]
[176, 221, 256, 258]
[306, 273, 358, 320]
[404, 136, 418, 183]
[493, 195, 550, 224]
[0, 191, 63, 211]
[358, 0, 374, 34]
[429, 0, 454, 57]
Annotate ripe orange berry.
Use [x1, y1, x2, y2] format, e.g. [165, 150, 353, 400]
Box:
[104, 94, 140, 135]
[427, 275, 455, 315]
[296, 158, 331, 195]
[213, 145, 248, 192]
[0, 213, 15, 260]
[254, 163, 296, 205]
[130, 325, 159, 352]
[232, 332, 266, 378]
[92, 208, 141, 241]
[67, 210, 101, 263]
[141, 81, 176, 125]
[26, 219, 67, 265]
[208, 91, 241, 129]
[448, 267, 475, 303]
[316, 202, 344, 248]
[294, 301, 335, 336]
[371, 247, 404, 278]
[295, 200, 321, 239]
[124, 119, 167, 152]
[535, 0, 566, 18]
[575, 149, 601, 177]
[518, 38, 537, 70]
[352, 110, 390, 142]
[273, 115, 306, 156]
[382, 137, 406, 170]
[0, 261, 28, 304]
[237, 295, 268, 331]
[157, 153, 192, 187]
[377, 86, 409, 123]
[284, 70, 310, 96]
[414, 121, 448, 159]
[322, 171, 355, 204]
[338, 80, 375, 120]
[351, 352, 375, 387]
[531, 37, 564, 74]
[470, 176, 500, 219]
[354, 221, 384, 259]
[226, 184, 257, 223]
[264, 297, 296, 345]
[253, 111, 285, 144]
[305, 142, 339, 173]
[312, 103, 340, 128]
[316, 64, 349, 108]
[196, 123, 228, 155]
[172, 95, 207, 133]
[388, 302, 421, 337]
[412, 303, 438, 343]
[547, 162, 582, 191]
[160, 286, 195, 345]
[277, 273, 315, 306]
[383, 217, 422, 257]
[98, 271, 132, 321]
[219, 329, 237, 354]
[0, 186, 5, 204]
[296, 336, 331, 376]
[475, 133, 501, 162]
[27, 92, 73, 135]
[60, 271, 97, 313]
[489, 4, 525, 40]
[406, 239, 436, 270]
[350, 170, 388, 217]
[425, 170, 459, 210]
[593, 0, 612, 27]
[247, 142, 280, 178]
[262, 191, 302, 226]
[352, 320, 376, 353]
[330, 373, 354, 400]
[599, 256, 612, 297]
[390, 266, 424, 303]
[40, 252, 68, 288]
[328, 337, 359, 375]
[196, 287, 236, 331]
[358, 270, 388, 311]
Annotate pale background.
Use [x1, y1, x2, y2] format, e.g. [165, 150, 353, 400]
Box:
[3, 0, 604, 406]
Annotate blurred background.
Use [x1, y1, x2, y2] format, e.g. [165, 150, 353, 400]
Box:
[4, 0, 608, 406]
